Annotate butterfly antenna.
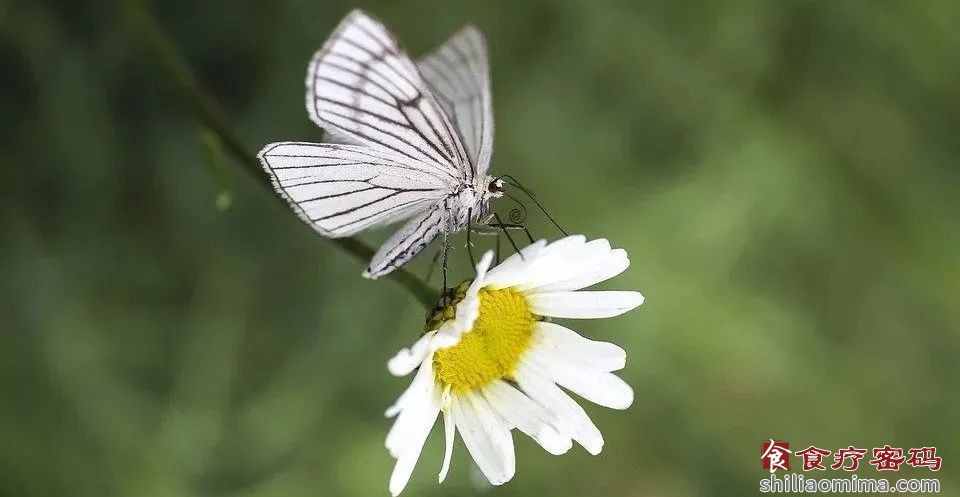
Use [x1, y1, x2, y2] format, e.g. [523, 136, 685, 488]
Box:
[500, 175, 568, 236]
[501, 190, 528, 224]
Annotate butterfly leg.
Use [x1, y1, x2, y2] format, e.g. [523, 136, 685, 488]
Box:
[466, 207, 477, 268]
[424, 247, 442, 283]
[470, 221, 529, 257]
[464, 224, 505, 264]
[492, 212, 524, 260]
[489, 221, 535, 244]
[441, 227, 450, 292]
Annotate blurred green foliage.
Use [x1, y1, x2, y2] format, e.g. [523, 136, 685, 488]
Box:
[1, 1, 958, 496]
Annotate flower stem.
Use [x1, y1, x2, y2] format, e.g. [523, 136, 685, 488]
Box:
[123, 0, 437, 308]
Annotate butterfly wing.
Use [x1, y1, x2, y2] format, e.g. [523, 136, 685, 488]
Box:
[258, 142, 455, 238]
[418, 25, 494, 179]
[307, 10, 472, 182]
[364, 204, 444, 279]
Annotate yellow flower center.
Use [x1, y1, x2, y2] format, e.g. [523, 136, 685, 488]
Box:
[431, 286, 536, 392]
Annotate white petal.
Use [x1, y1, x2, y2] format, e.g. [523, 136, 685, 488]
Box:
[484, 236, 637, 295]
[387, 331, 435, 377]
[385, 370, 420, 418]
[386, 357, 437, 456]
[539, 234, 589, 254]
[485, 239, 548, 282]
[533, 321, 626, 372]
[473, 250, 495, 280]
[512, 238, 611, 292]
[529, 247, 630, 293]
[438, 407, 455, 482]
[452, 393, 516, 486]
[483, 238, 556, 289]
[514, 363, 604, 455]
[432, 304, 476, 349]
[433, 251, 493, 348]
[489, 235, 615, 291]
[469, 392, 516, 483]
[523, 347, 633, 410]
[527, 291, 644, 319]
[484, 380, 572, 455]
[388, 372, 441, 496]
[385, 395, 405, 418]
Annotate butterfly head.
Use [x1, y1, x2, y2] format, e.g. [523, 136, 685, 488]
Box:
[486, 177, 505, 198]
[468, 176, 504, 223]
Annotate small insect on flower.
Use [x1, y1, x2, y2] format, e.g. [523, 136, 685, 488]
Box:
[258, 10, 508, 279]
[384, 236, 644, 495]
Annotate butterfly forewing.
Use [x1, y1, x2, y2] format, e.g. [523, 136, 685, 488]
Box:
[307, 10, 472, 176]
[258, 142, 454, 238]
[418, 25, 494, 178]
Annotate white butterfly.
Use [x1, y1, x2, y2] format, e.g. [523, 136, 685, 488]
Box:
[258, 10, 503, 279]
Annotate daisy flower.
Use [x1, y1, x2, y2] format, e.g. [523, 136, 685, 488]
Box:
[385, 235, 644, 495]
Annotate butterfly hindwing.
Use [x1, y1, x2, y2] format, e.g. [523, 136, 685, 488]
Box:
[418, 25, 494, 179]
[364, 203, 444, 278]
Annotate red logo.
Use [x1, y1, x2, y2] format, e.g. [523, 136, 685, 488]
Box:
[758, 443, 942, 473]
[870, 445, 906, 471]
[761, 440, 792, 472]
[831, 446, 868, 471]
[906, 447, 942, 471]
[795, 446, 832, 471]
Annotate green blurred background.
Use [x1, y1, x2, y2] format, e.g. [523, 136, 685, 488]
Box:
[2, 1, 958, 496]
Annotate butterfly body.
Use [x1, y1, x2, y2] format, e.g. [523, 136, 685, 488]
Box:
[451, 176, 503, 224]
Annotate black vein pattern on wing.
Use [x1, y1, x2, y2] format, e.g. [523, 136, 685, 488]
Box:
[337, 145, 459, 183]
[314, 189, 404, 222]
[418, 28, 489, 181]
[315, 71, 395, 108]
[343, 16, 424, 95]
[261, 143, 448, 238]
[326, 196, 428, 233]
[262, 142, 459, 184]
[271, 160, 361, 169]
[316, 95, 455, 168]
[318, 107, 450, 167]
[447, 33, 486, 175]
[403, 97, 458, 162]
[300, 184, 435, 205]
[309, 13, 471, 178]
[377, 208, 441, 272]
[323, 52, 411, 102]
[316, 50, 457, 167]
[445, 36, 486, 173]
[285, 177, 373, 188]
[423, 35, 480, 105]
[338, 37, 420, 94]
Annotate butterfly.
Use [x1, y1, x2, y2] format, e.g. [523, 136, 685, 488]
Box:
[258, 10, 504, 280]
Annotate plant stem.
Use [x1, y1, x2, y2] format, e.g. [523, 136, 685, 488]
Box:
[123, 0, 437, 308]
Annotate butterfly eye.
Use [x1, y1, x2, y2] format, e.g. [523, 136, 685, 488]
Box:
[488, 179, 503, 193]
